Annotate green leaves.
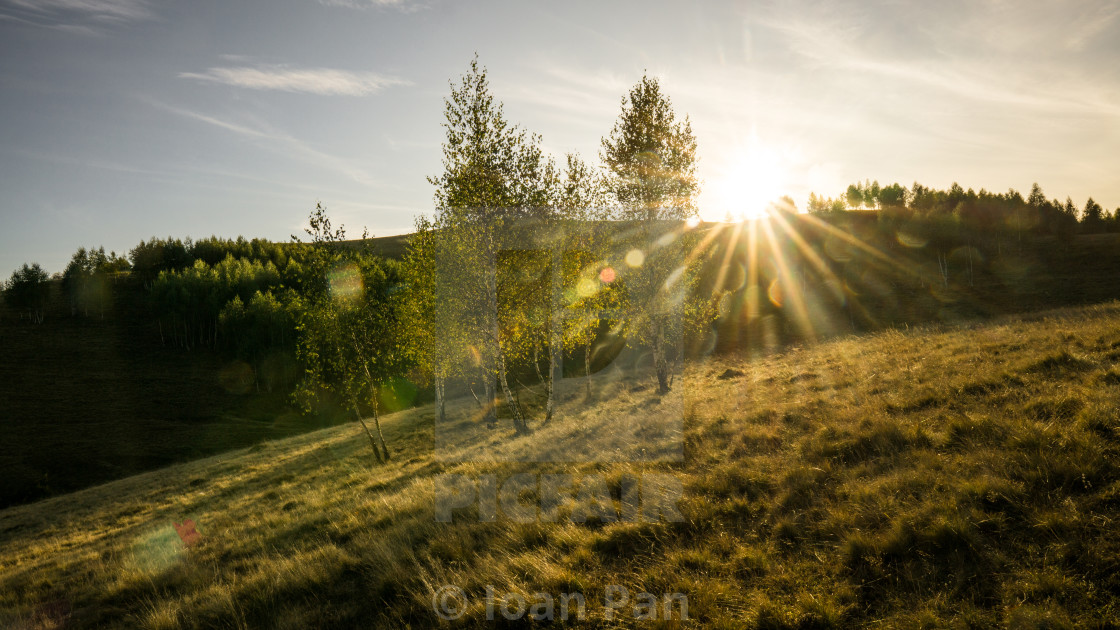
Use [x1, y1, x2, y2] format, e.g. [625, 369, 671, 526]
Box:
[601, 75, 699, 221]
[429, 56, 559, 212]
[599, 76, 706, 393]
[3, 263, 50, 322]
[291, 204, 411, 446]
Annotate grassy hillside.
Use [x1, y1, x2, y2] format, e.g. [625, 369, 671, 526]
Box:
[337, 232, 412, 259]
[3, 302, 1120, 628]
[6, 226, 1120, 511]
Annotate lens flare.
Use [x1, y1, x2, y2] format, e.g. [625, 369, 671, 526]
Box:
[328, 263, 363, 302]
[577, 277, 598, 298]
[767, 278, 783, 307]
[896, 231, 928, 248]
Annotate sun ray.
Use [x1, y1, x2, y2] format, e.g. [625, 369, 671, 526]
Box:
[771, 210, 916, 332]
[746, 217, 760, 322]
[793, 211, 995, 322]
[766, 209, 847, 304]
[795, 212, 923, 280]
[760, 217, 817, 341]
[708, 220, 745, 299]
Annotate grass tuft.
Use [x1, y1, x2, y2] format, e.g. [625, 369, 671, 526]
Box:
[591, 521, 669, 559]
[1024, 351, 1095, 376]
[804, 421, 930, 466]
[1023, 396, 1085, 421]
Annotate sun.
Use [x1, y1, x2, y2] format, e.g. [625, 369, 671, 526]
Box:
[704, 134, 793, 222]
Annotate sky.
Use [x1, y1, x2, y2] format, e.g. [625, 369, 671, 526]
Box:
[1, 0, 1118, 276]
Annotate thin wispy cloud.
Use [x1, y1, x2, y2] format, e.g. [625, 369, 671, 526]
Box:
[503, 62, 628, 122]
[316, 0, 423, 12]
[179, 64, 410, 96]
[146, 99, 383, 188]
[954, 0, 1120, 54]
[152, 104, 271, 139]
[752, 2, 1120, 119]
[9, 145, 403, 212]
[0, 11, 93, 35]
[0, 0, 151, 29]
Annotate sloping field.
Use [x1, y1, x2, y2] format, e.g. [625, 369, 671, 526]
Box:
[3, 303, 1120, 628]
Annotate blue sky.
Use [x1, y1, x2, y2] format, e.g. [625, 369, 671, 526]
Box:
[2, 0, 1118, 276]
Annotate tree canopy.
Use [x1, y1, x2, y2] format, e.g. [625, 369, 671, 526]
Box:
[600, 75, 699, 222]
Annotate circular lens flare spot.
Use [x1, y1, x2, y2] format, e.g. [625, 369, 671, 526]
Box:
[599, 267, 616, 283]
[767, 278, 783, 307]
[665, 266, 685, 290]
[896, 231, 928, 248]
[625, 249, 645, 267]
[718, 292, 733, 317]
[218, 361, 254, 395]
[328, 263, 363, 302]
[655, 231, 677, 248]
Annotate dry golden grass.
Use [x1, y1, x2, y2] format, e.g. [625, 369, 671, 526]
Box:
[4, 302, 1120, 628]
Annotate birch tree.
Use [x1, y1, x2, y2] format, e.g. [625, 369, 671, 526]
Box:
[293, 204, 407, 464]
[423, 56, 559, 434]
[600, 75, 703, 394]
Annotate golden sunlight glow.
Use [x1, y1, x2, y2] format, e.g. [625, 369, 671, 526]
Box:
[625, 249, 645, 267]
[703, 132, 794, 222]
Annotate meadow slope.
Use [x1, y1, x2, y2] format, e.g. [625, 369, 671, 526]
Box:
[3, 302, 1120, 628]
